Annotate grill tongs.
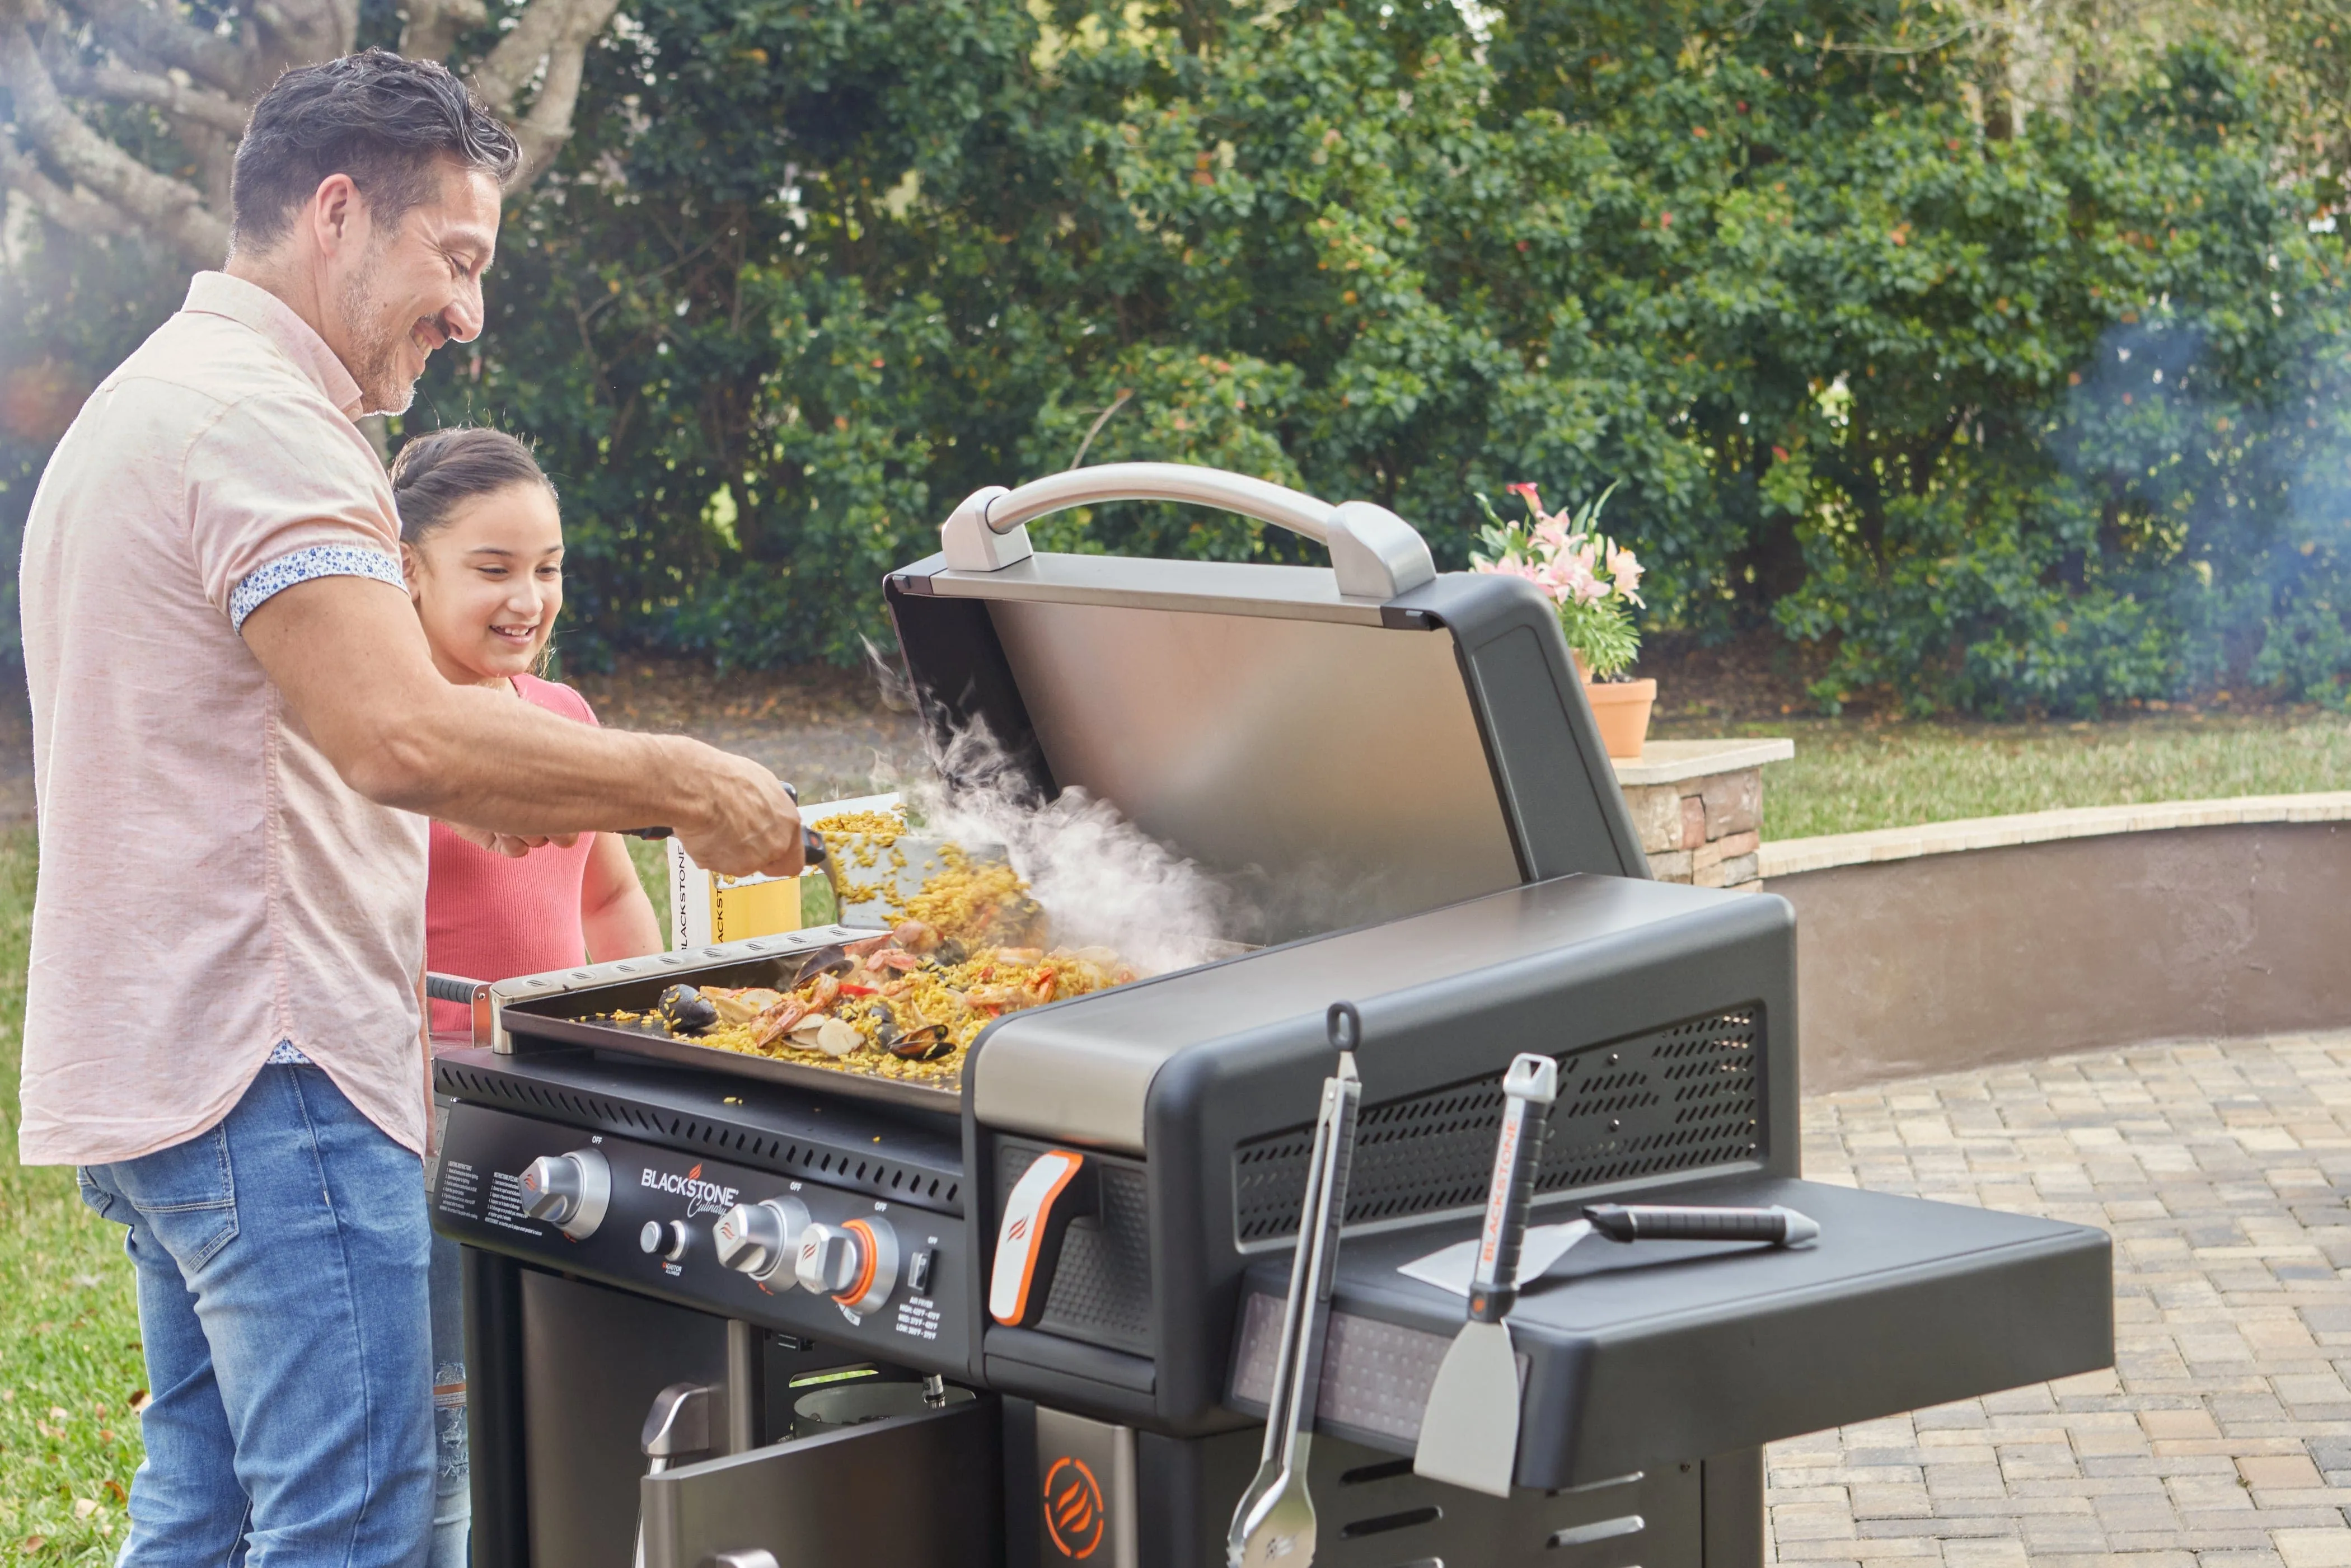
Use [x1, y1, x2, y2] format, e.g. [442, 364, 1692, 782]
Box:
[1227, 1002, 1365, 1568]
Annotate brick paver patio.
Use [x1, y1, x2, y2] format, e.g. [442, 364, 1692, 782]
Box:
[1775, 1032, 2351, 1568]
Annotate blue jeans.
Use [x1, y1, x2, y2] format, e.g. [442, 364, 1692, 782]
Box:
[78, 1063, 435, 1568]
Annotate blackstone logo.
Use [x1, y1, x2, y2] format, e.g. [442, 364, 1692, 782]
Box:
[640, 1162, 740, 1216]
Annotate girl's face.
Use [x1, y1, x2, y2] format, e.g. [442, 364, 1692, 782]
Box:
[402, 481, 565, 686]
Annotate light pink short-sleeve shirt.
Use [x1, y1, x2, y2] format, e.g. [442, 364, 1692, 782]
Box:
[16, 271, 432, 1166]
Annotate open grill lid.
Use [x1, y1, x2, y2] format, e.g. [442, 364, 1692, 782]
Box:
[884, 463, 1648, 940]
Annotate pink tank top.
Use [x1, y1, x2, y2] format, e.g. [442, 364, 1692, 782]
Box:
[427, 673, 600, 1035]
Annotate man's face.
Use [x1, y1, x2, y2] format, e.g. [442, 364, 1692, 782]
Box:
[332, 161, 501, 415]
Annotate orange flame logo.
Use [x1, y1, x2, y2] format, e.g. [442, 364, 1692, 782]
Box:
[1042, 1456, 1105, 1559]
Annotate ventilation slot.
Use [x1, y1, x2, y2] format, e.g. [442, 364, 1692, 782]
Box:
[1234, 1009, 1762, 1243]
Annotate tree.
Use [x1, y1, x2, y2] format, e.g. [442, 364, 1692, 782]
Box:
[0, 0, 623, 266]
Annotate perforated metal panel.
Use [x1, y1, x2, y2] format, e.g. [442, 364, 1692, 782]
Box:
[998, 1143, 1155, 1353]
[1233, 1008, 1764, 1244]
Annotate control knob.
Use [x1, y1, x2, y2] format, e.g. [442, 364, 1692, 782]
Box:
[639, 1220, 691, 1262]
[518, 1148, 611, 1240]
[795, 1217, 898, 1313]
[713, 1198, 811, 1283]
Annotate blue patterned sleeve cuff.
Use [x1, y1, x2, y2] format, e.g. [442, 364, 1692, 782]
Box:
[230, 543, 407, 631]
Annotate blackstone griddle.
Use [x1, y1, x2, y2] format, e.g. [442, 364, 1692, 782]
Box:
[429, 463, 2112, 1568]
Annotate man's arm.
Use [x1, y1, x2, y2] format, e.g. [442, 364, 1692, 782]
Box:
[241, 575, 804, 879]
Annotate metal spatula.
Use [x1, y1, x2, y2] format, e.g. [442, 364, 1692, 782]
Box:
[1413, 1051, 1558, 1497]
[1228, 1002, 1365, 1568]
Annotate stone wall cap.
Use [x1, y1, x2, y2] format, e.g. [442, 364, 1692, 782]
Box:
[1759, 791, 2351, 878]
[1610, 736, 1796, 786]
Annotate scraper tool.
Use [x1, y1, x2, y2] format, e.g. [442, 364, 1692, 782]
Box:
[1227, 1002, 1365, 1568]
[1413, 1051, 1557, 1498]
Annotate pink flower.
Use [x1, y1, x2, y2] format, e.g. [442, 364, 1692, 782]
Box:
[1532, 517, 1570, 550]
[1607, 545, 1645, 603]
[1540, 548, 1606, 607]
[1506, 481, 1543, 512]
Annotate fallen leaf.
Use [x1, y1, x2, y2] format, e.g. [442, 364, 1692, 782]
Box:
[74, 1498, 99, 1519]
[18, 1536, 45, 1553]
[104, 1479, 127, 1504]
[49, 1406, 68, 1420]
[1, 1388, 12, 1402]
[128, 1390, 149, 1412]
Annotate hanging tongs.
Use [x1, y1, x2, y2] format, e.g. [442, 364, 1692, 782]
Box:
[1227, 1002, 1365, 1568]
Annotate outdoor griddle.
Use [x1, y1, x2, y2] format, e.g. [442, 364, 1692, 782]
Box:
[428, 463, 2112, 1568]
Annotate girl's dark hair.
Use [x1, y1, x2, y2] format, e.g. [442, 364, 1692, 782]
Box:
[388, 426, 555, 544]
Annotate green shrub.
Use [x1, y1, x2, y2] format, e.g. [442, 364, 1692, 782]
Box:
[6, 1, 2348, 713]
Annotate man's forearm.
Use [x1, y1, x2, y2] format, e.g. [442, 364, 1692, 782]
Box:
[242, 577, 796, 869]
[353, 679, 723, 837]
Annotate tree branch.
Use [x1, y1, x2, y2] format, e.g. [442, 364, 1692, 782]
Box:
[0, 122, 135, 236]
[504, 0, 619, 184]
[467, 0, 568, 115]
[46, 57, 253, 136]
[400, 0, 488, 69]
[0, 8, 228, 261]
[73, 0, 253, 95]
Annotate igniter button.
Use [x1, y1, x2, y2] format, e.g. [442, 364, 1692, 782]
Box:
[639, 1220, 689, 1262]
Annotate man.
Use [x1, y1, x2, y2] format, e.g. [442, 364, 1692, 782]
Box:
[17, 51, 805, 1566]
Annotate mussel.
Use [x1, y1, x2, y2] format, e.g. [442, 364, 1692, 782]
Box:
[657, 984, 719, 1034]
[791, 945, 855, 988]
[886, 1021, 953, 1062]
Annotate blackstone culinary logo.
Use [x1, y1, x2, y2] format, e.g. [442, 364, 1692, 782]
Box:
[640, 1161, 740, 1217]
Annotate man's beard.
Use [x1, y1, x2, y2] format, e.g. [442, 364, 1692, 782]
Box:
[338, 250, 419, 416]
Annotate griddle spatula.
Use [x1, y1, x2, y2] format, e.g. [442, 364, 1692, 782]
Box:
[1227, 1002, 1365, 1568]
[1413, 1051, 1558, 1498]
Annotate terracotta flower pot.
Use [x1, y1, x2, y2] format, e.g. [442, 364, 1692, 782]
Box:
[1584, 677, 1656, 760]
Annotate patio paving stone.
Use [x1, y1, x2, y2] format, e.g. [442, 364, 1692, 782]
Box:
[1769, 1033, 2351, 1568]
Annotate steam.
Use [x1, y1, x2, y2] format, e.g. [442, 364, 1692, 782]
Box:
[902, 721, 1237, 977]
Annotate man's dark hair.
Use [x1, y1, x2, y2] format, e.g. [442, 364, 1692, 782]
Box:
[389, 426, 554, 544]
[231, 49, 520, 248]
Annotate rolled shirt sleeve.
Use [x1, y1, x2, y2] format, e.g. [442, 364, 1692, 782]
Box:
[182, 389, 408, 631]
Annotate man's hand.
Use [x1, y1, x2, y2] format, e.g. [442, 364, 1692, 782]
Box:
[675, 747, 805, 879]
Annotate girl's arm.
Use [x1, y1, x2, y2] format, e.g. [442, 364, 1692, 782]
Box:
[582, 831, 666, 961]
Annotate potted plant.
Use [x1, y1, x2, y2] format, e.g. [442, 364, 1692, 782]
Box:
[1469, 482, 1655, 759]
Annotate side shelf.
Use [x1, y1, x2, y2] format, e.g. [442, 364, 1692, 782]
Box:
[1229, 1175, 2113, 1491]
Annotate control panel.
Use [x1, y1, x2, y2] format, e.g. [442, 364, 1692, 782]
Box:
[434, 1103, 969, 1377]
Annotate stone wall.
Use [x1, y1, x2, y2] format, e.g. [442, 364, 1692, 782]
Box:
[1609, 738, 1792, 890]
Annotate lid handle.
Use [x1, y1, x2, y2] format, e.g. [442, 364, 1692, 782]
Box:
[939, 462, 1437, 600]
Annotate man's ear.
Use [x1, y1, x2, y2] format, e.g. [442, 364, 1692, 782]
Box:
[399, 539, 424, 596]
[309, 173, 365, 258]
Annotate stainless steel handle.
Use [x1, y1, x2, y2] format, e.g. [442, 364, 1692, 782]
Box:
[939, 461, 1438, 600]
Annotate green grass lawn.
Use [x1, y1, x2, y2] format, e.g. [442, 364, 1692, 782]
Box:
[0, 830, 144, 1563]
[1654, 711, 2351, 841]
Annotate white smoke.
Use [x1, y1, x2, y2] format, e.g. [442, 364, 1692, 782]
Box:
[905, 722, 1235, 977]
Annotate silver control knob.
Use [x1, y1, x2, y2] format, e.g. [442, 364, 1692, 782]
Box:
[518, 1148, 611, 1240]
[713, 1198, 811, 1283]
[794, 1217, 898, 1313]
[639, 1220, 690, 1262]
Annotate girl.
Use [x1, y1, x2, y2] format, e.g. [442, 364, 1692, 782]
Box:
[392, 426, 665, 1567]
[395, 425, 664, 1018]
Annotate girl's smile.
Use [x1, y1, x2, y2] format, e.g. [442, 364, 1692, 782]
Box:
[401, 480, 565, 687]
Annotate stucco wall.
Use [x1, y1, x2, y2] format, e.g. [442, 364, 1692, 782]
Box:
[1772, 821, 2351, 1093]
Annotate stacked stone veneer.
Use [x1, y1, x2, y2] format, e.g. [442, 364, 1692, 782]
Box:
[1610, 738, 1795, 891]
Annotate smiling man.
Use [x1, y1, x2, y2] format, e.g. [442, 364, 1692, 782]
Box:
[17, 51, 807, 1567]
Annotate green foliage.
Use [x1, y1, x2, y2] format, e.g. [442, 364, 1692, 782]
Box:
[7, 0, 2351, 714]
